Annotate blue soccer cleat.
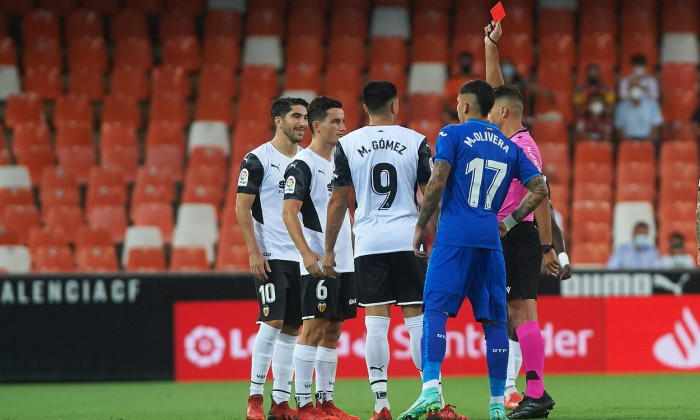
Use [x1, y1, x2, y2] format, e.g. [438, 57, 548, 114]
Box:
[489, 403, 507, 420]
[397, 388, 442, 420]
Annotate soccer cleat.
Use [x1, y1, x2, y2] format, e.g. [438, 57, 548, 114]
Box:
[506, 391, 555, 419]
[426, 404, 470, 419]
[368, 407, 392, 420]
[296, 402, 339, 420]
[397, 388, 442, 420]
[267, 396, 296, 420]
[318, 400, 360, 420]
[489, 403, 507, 420]
[504, 391, 524, 411]
[246, 394, 265, 420]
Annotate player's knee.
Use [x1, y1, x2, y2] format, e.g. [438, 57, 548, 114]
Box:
[280, 323, 299, 336]
[265, 319, 284, 330]
[324, 321, 343, 343]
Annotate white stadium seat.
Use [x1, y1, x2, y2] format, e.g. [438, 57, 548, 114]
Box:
[243, 36, 283, 69]
[188, 121, 230, 156]
[0, 246, 31, 273]
[539, 0, 578, 10]
[122, 226, 164, 267]
[0, 66, 21, 100]
[661, 33, 699, 64]
[370, 7, 410, 39]
[408, 63, 448, 95]
[612, 201, 657, 249]
[172, 227, 216, 264]
[0, 166, 32, 189]
[206, 0, 246, 12]
[175, 203, 218, 245]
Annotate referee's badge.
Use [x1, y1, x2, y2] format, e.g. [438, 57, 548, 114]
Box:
[284, 176, 296, 194]
[263, 305, 270, 317]
[318, 301, 327, 313]
[238, 168, 249, 186]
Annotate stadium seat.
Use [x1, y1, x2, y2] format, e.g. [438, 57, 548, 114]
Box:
[131, 202, 174, 243]
[40, 184, 80, 209]
[39, 0, 77, 14]
[369, 63, 407, 98]
[55, 120, 93, 149]
[82, 0, 120, 14]
[160, 12, 196, 41]
[114, 37, 153, 70]
[152, 65, 190, 98]
[22, 9, 60, 42]
[616, 161, 656, 186]
[579, 33, 617, 73]
[660, 140, 698, 165]
[612, 201, 656, 248]
[28, 225, 67, 259]
[145, 145, 184, 182]
[88, 166, 125, 189]
[618, 140, 655, 164]
[327, 35, 366, 69]
[110, 66, 149, 100]
[539, 35, 576, 68]
[616, 182, 656, 202]
[0, 246, 31, 273]
[325, 63, 363, 98]
[171, 246, 210, 271]
[44, 205, 84, 243]
[407, 120, 442, 149]
[288, 7, 325, 39]
[15, 146, 54, 186]
[0, 226, 21, 246]
[284, 61, 321, 93]
[56, 146, 95, 184]
[538, 9, 575, 40]
[574, 161, 613, 186]
[580, 6, 618, 37]
[88, 205, 127, 243]
[245, 8, 284, 37]
[76, 225, 112, 249]
[65, 9, 103, 42]
[2, 204, 40, 243]
[215, 228, 249, 271]
[34, 245, 74, 272]
[68, 67, 104, 100]
[122, 226, 163, 266]
[0, 37, 17, 65]
[125, 0, 163, 15]
[12, 122, 51, 157]
[498, 33, 534, 75]
[23, 37, 61, 70]
[68, 36, 107, 71]
[0, 66, 20, 100]
[199, 63, 236, 98]
[173, 227, 215, 265]
[40, 164, 75, 189]
[2, 0, 32, 14]
[240, 65, 280, 99]
[659, 178, 697, 205]
[23, 66, 62, 100]
[189, 146, 227, 173]
[661, 0, 699, 34]
[176, 203, 218, 242]
[101, 146, 140, 183]
[195, 92, 234, 126]
[329, 7, 368, 40]
[412, 34, 448, 64]
[573, 182, 613, 202]
[111, 10, 149, 41]
[136, 166, 176, 201]
[574, 141, 613, 165]
[75, 246, 119, 272]
[202, 36, 241, 71]
[150, 92, 189, 127]
[370, 37, 407, 69]
[220, 204, 238, 227]
[86, 184, 127, 212]
[204, 10, 243, 39]
[571, 200, 613, 264]
[126, 248, 166, 271]
[0, 187, 33, 216]
[182, 183, 223, 208]
[102, 94, 141, 127]
[147, 120, 186, 152]
[406, 94, 443, 122]
[54, 94, 93, 126]
[100, 123, 139, 149]
[5, 94, 43, 128]
[236, 91, 277, 126]
[162, 36, 200, 71]
[620, 32, 658, 75]
[167, 0, 205, 15]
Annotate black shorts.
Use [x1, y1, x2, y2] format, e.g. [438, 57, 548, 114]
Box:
[354, 251, 426, 307]
[501, 221, 542, 301]
[301, 272, 358, 321]
[254, 259, 302, 326]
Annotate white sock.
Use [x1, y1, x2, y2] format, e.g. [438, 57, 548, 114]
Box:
[423, 379, 439, 390]
[505, 339, 522, 393]
[272, 332, 297, 404]
[404, 315, 423, 372]
[491, 396, 505, 404]
[365, 315, 391, 412]
[293, 344, 317, 408]
[250, 323, 280, 396]
[315, 346, 337, 403]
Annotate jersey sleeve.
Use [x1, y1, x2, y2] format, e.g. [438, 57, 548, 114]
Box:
[332, 142, 353, 187]
[283, 159, 312, 201]
[514, 146, 542, 187]
[417, 137, 432, 185]
[434, 126, 456, 166]
[236, 153, 264, 194]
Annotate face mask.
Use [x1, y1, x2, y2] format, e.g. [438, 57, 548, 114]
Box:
[587, 75, 599, 84]
[502, 64, 515, 79]
[630, 87, 644, 100]
[633, 66, 646, 76]
[589, 102, 604, 115]
[634, 234, 650, 248]
[672, 255, 687, 267]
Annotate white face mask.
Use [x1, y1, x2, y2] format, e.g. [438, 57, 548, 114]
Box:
[630, 87, 644, 100]
[634, 234, 650, 248]
[589, 102, 604, 115]
[672, 255, 688, 267]
[633, 66, 646, 76]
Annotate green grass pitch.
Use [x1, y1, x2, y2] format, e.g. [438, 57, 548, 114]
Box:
[0, 374, 696, 419]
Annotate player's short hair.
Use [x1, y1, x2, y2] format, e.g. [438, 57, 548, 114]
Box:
[459, 80, 495, 118]
[631, 54, 647, 65]
[270, 96, 309, 125]
[307, 96, 343, 134]
[634, 221, 649, 231]
[362, 81, 398, 114]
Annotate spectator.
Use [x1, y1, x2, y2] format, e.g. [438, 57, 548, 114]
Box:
[619, 54, 659, 101]
[575, 92, 613, 142]
[499, 57, 553, 120]
[614, 79, 663, 141]
[607, 221, 663, 269]
[661, 233, 696, 268]
[573, 62, 616, 119]
[443, 51, 481, 123]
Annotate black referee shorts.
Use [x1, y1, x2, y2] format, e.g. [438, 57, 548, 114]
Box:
[501, 221, 542, 301]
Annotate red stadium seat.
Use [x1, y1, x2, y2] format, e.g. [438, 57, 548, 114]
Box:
[245, 7, 284, 37]
[102, 94, 141, 127]
[111, 10, 149, 41]
[170, 246, 209, 271]
[12, 122, 51, 157]
[325, 63, 363, 99]
[573, 182, 613, 202]
[288, 7, 325, 39]
[0, 225, 21, 246]
[82, 0, 120, 14]
[55, 120, 93, 149]
[538, 35, 575, 68]
[284, 62, 321, 93]
[23, 37, 61, 69]
[538, 141, 570, 185]
[54, 94, 93, 126]
[661, 140, 698, 165]
[22, 9, 60, 42]
[0, 188, 34, 216]
[44, 205, 84, 243]
[75, 246, 119, 272]
[114, 37, 153, 70]
[369, 63, 407, 98]
[408, 120, 442, 149]
[126, 248, 166, 271]
[538, 9, 575, 39]
[65, 9, 103, 41]
[407, 94, 443, 122]
[159, 12, 196, 41]
[574, 140, 613, 165]
[145, 145, 184, 182]
[15, 147, 54, 186]
[34, 246, 74, 272]
[152, 65, 190, 98]
[580, 6, 618, 37]
[68, 67, 104, 100]
[40, 166, 78, 190]
[662, 1, 699, 34]
[286, 35, 323, 69]
[110, 66, 149, 100]
[574, 161, 613, 186]
[28, 225, 67, 259]
[68, 36, 107, 71]
[5, 94, 43, 128]
[101, 146, 139, 183]
[162, 36, 200, 71]
[0, 37, 16, 65]
[618, 140, 655, 164]
[39, 0, 77, 15]
[131, 202, 174, 243]
[412, 34, 449, 64]
[616, 182, 656, 202]
[125, 0, 163, 15]
[413, 9, 449, 40]
[534, 90, 573, 123]
[370, 37, 407, 69]
[2, 0, 32, 14]
[88, 205, 127, 243]
[497, 32, 534, 75]
[88, 166, 125, 190]
[56, 147, 95, 183]
[236, 92, 277, 127]
[327, 35, 366, 68]
[329, 7, 368, 40]
[529, 119, 569, 145]
[75, 225, 113, 249]
[2, 204, 40, 243]
[136, 166, 175, 200]
[185, 163, 225, 188]
[215, 225, 249, 271]
[616, 161, 656, 187]
[146, 121, 186, 149]
[240, 65, 280, 100]
[40, 185, 80, 209]
[150, 92, 189, 127]
[204, 10, 243, 39]
[23, 66, 62, 100]
[202, 36, 241, 71]
[100, 123, 139, 151]
[195, 91, 233, 126]
[167, 0, 205, 15]
[199, 64, 236, 98]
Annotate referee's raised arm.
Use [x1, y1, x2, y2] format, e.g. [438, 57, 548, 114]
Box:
[484, 20, 505, 87]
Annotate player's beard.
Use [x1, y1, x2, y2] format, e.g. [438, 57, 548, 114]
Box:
[283, 125, 305, 143]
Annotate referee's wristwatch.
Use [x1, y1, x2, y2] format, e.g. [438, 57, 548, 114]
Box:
[541, 244, 553, 254]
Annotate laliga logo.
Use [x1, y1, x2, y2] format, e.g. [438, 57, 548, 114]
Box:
[185, 325, 226, 368]
[653, 307, 700, 369]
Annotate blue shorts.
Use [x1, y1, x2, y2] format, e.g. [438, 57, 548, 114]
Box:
[423, 245, 507, 323]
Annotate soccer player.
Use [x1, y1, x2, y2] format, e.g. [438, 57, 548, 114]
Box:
[323, 81, 467, 420]
[237, 97, 308, 420]
[399, 79, 549, 420]
[485, 21, 560, 418]
[281, 96, 359, 420]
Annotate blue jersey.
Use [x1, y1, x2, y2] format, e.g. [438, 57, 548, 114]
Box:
[433, 119, 541, 250]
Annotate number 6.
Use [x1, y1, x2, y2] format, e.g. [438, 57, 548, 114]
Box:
[316, 279, 328, 300]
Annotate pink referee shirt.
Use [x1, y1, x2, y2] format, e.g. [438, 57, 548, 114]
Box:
[497, 128, 543, 222]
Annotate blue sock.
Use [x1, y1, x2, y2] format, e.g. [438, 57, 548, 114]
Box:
[483, 322, 509, 399]
[421, 309, 448, 384]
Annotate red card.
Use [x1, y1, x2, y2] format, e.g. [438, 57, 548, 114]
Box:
[490, 1, 506, 21]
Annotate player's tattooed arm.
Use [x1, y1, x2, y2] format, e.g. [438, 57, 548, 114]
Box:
[417, 160, 451, 229]
[500, 175, 549, 237]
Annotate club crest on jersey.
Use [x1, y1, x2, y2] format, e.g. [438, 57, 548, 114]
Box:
[284, 176, 296, 194]
[263, 305, 270, 317]
[238, 168, 249, 186]
[318, 301, 327, 313]
[439, 131, 447, 137]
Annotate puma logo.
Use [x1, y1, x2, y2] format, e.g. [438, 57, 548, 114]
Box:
[270, 163, 280, 171]
[318, 169, 326, 175]
[369, 365, 385, 372]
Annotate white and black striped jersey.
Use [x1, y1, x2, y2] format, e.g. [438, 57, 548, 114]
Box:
[236, 142, 303, 262]
[332, 125, 432, 257]
[283, 148, 354, 274]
